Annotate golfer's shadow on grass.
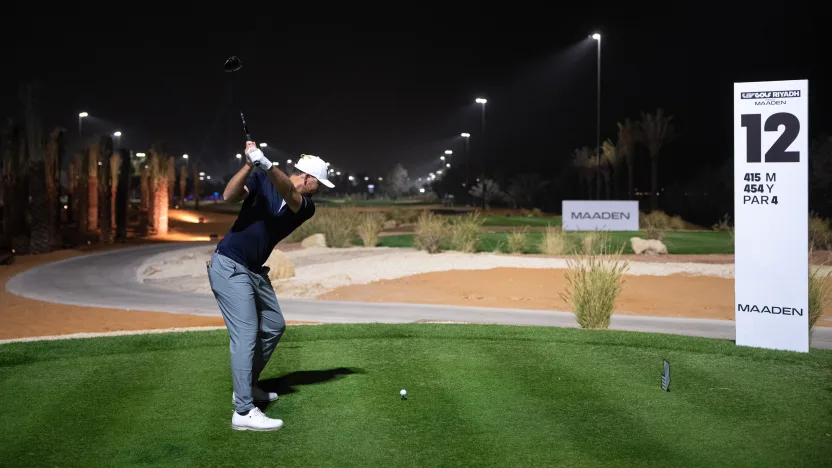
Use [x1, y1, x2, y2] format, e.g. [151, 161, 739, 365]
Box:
[257, 367, 364, 405]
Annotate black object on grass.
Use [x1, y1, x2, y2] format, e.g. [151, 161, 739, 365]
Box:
[661, 359, 671, 392]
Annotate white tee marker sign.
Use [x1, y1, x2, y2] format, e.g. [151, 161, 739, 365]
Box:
[734, 79, 809, 352]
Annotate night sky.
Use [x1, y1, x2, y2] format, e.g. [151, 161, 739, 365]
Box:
[1, 8, 825, 186]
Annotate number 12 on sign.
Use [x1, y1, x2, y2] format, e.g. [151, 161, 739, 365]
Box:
[740, 113, 800, 163]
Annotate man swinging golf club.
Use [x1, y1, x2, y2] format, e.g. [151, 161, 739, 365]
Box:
[207, 141, 333, 431]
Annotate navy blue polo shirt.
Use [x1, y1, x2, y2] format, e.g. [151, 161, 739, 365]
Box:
[216, 170, 315, 271]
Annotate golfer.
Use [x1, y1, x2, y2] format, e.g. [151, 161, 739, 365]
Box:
[207, 141, 333, 431]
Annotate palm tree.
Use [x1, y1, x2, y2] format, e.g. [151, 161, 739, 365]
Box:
[601, 139, 619, 200]
[167, 157, 175, 208]
[97, 136, 114, 243]
[110, 152, 121, 230]
[20, 83, 51, 254]
[86, 141, 100, 234]
[70, 153, 86, 231]
[572, 146, 595, 199]
[1, 123, 20, 246]
[637, 109, 675, 211]
[45, 128, 64, 247]
[192, 163, 201, 212]
[468, 179, 502, 209]
[616, 118, 636, 200]
[149, 147, 172, 236]
[179, 166, 187, 208]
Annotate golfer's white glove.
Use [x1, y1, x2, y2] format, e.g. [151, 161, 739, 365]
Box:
[246, 147, 273, 170]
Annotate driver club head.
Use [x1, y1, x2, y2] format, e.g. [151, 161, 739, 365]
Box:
[223, 56, 243, 72]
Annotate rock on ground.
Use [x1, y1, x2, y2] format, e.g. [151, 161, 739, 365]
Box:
[264, 250, 295, 280]
[631, 237, 668, 255]
[302, 233, 327, 248]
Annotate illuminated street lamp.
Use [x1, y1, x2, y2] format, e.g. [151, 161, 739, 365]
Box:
[440, 156, 446, 161]
[591, 31, 602, 199]
[78, 112, 89, 138]
[461, 133, 470, 138]
[445, 150, 452, 155]
[136, 152, 146, 158]
[259, 142, 267, 148]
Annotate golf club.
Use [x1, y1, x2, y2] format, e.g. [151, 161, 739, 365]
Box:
[223, 55, 259, 166]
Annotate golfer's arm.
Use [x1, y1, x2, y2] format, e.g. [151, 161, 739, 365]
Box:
[223, 165, 253, 203]
[265, 166, 303, 212]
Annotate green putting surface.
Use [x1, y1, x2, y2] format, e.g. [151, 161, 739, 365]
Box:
[1, 324, 829, 467]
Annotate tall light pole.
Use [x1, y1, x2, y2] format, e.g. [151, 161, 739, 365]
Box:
[113, 131, 122, 147]
[592, 32, 601, 200]
[461, 132, 471, 192]
[475, 98, 487, 210]
[78, 112, 88, 139]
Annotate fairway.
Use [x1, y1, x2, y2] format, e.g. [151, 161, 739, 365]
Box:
[1, 325, 829, 468]
[377, 230, 734, 254]
[481, 215, 563, 227]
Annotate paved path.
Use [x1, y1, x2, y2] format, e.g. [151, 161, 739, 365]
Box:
[6, 243, 831, 349]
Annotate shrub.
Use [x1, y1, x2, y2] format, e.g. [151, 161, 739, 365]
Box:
[449, 212, 483, 253]
[414, 211, 446, 254]
[644, 226, 664, 241]
[712, 213, 734, 248]
[539, 225, 566, 256]
[559, 245, 629, 329]
[809, 213, 832, 250]
[285, 210, 325, 243]
[519, 207, 544, 218]
[712, 213, 732, 231]
[388, 207, 420, 226]
[809, 263, 832, 344]
[580, 230, 611, 255]
[507, 227, 528, 254]
[641, 210, 685, 231]
[319, 207, 359, 247]
[357, 212, 385, 247]
[669, 215, 686, 230]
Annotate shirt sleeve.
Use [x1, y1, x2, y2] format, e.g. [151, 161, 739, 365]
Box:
[296, 196, 315, 220]
[244, 171, 264, 197]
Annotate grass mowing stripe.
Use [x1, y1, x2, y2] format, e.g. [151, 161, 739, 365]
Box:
[1, 353, 171, 467]
[1, 325, 830, 468]
[111, 347, 232, 466]
[386, 337, 503, 467]
[678, 355, 832, 467]
[481, 336, 697, 468]
[422, 337, 594, 467]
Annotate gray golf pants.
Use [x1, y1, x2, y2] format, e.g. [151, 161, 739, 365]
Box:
[207, 251, 286, 413]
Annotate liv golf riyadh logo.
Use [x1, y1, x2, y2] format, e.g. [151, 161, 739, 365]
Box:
[741, 89, 801, 106]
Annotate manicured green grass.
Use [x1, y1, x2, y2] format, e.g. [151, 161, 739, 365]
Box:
[378, 230, 735, 255]
[481, 215, 562, 227]
[0, 325, 829, 468]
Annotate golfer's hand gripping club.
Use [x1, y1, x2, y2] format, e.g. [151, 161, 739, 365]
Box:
[245, 142, 272, 170]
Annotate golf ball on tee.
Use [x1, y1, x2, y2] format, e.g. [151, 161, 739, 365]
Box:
[400, 389, 407, 397]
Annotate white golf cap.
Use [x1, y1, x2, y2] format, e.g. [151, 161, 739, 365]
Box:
[294, 154, 334, 188]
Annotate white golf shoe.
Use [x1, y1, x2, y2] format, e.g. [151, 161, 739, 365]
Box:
[231, 407, 283, 431]
[232, 386, 279, 404]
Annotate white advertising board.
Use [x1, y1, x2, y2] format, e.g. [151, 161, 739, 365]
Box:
[734, 79, 808, 352]
[561, 200, 639, 231]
